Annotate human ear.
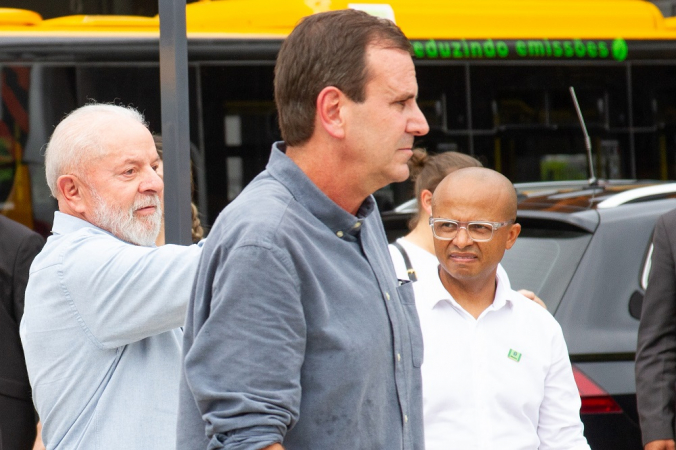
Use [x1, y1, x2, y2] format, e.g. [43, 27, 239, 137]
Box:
[505, 222, 521, 249]
[316, 86, 345, 139]
[56, 174, 87, 214]
[420, 189, 433, 216]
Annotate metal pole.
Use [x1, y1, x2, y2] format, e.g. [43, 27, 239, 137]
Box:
[159, 0, 192, 245]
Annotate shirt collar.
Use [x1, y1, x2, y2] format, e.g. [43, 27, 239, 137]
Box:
[266, 142, 374, 239]
[52, 211, 109, 236]
[423, 266, 516, 312]
[51, 211, 150, 246]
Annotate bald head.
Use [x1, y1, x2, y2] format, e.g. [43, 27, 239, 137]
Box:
[432, 167, 517, 220]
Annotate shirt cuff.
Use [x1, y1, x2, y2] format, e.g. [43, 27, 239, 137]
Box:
[212, 425, 284, 450]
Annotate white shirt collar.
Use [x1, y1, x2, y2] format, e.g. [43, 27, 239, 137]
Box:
[421, 266, 516, 316]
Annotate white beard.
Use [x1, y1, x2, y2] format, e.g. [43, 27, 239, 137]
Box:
[90, 189, 162, 247]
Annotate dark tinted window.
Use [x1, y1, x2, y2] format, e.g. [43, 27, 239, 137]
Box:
[501, 227, 592, 311]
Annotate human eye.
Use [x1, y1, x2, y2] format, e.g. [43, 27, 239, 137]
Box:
[469, 222, 493, 235]
[437, 220, 457, 232]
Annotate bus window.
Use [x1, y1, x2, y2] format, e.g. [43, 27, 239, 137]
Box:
[632, 65, 676, 180]
[465, 65, 629, 182]
[199, 64, 280, 222]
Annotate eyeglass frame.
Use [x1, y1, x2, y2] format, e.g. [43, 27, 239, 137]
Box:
[429, 217, 515, 242]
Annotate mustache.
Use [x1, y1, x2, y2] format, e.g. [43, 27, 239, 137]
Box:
[133, 194, 161, 211]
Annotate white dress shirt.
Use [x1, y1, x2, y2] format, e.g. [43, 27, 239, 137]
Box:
[414, 265, 590, 450]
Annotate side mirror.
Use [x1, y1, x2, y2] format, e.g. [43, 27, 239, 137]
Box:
[629, 290, 644, 320]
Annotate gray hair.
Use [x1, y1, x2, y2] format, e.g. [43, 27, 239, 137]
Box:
[45, 103, 147, 198]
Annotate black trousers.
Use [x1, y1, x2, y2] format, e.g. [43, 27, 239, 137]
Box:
[0, 395, 36, 450]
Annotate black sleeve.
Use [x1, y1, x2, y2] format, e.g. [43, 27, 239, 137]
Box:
[636, 212, 676, 445]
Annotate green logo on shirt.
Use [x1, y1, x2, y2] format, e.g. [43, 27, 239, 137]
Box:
[508, 349, 522, 362]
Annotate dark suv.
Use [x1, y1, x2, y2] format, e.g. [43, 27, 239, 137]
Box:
[381, 180, 676, 450]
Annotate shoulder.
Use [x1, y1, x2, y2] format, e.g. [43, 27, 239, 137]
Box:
[204, 176, 296, 253]
[656, 208, 676, 235]
[0, 216, 44, 259]
[509, 291, 561, 332]
[0, 216, 42, 243]
[661, 207, 676, 223]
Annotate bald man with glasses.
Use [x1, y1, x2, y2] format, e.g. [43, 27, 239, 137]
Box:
[417, 167, 590, 450]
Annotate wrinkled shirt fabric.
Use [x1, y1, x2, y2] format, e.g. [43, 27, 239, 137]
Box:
[416, 267, 590, 450]
[177, 142, 425, 450]
[20, 212, 202, 450]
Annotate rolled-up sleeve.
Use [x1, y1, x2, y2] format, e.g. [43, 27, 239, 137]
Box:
[184, 243, 305, 450]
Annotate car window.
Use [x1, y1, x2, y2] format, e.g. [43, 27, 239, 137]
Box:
[501, 227, 592, 312]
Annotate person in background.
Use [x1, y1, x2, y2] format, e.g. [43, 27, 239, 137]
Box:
[636, 208, 676, 450]
[389, 148, 545, 308]
[0, 215, 43, 450]
[20, 103, 202, 450]
[177, 9, 428, 449]
[152, 135, 204, 246]
[422, 167, 589, 449]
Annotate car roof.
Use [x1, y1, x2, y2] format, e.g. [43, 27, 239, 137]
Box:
[516, 180, 676, 213]
[385, 179, 676, 234]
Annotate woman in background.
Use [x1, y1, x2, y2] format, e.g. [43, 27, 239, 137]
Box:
[153, 135, 204, 246]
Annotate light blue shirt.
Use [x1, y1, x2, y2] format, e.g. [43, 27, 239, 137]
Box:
[20, 212, 202, 450]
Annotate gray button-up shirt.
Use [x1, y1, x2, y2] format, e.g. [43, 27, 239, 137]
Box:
[177, 143, 424, 450]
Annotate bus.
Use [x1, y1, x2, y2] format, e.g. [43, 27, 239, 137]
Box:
[2, 0, 676, 234]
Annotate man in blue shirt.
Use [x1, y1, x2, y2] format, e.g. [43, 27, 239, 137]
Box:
[20, 104, 201, 449]
[177, 9, 429, 450]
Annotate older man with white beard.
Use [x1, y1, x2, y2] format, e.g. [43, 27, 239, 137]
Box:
[19, 103, 202, 450]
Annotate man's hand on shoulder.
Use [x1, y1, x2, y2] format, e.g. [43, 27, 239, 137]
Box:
[646, 439, 676, 450]
[517, 289, 547, 310]
[261, 444, 284, 450]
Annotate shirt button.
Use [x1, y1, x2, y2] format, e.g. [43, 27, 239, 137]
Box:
[404, 414, 408, 423]
[397, 353, 401, 362]
[385, 292, 390, 301]
[336, 230, 344, 238]
[353, 222, 362, 229]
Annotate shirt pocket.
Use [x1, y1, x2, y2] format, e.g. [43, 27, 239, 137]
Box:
[397, 281, 424, 368]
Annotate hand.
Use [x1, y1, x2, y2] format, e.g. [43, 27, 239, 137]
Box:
[646, 439, 676, 450]
[33, 422, 45, 450]
[517, 289, 547, 310]
[260, 444, 284, 450]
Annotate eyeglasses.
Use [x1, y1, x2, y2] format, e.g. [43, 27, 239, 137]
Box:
[429, 218, 514, 242]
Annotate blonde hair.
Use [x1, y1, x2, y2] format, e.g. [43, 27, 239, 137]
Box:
[153, 135, 204, 243]
[408, 148, 482, 229]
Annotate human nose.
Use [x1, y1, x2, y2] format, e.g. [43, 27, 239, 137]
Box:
[407, 100, 429, 137]
[139, 167, 164, 194]
[452, 225, 474, 248]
